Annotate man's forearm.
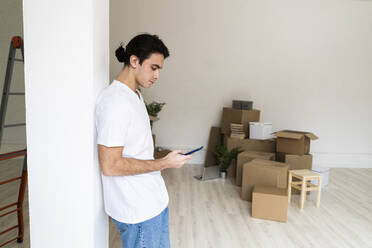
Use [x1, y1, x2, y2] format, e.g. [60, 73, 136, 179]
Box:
[98, 145, 190, 176]
[103, 157, 167, 176]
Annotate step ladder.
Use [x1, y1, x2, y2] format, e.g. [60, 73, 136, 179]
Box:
[0, 36, 26, 149]
[0, 36, 27, 247]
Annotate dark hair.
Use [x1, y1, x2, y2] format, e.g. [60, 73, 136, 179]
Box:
[115, 34, 169, 66]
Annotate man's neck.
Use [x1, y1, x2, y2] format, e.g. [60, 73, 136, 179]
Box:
[116, 67, 139, 93]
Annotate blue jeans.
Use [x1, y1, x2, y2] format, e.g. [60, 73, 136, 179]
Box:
[112, 207, 170, 248]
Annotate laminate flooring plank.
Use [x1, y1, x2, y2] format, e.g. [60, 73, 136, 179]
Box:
[2, 161, 372, 248]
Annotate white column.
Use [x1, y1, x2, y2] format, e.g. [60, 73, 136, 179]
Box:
[23, 0, 109, 247]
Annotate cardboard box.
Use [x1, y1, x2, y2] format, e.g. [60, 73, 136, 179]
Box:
[252, 185, 288, 222]
[204, 127, 223, 167]
[241, 159, 288, 201]
[236, 151, 275, 186]
[275, 152, 286, 162]
[226, 137, 276, 153]
[227, 159, 237, 178]
[273, 130, 318, 155]
[221, 108, 260, 136]
[283, 154, 313, 170]
[249, 122, 273, 140]
[278, 154, 312, 194]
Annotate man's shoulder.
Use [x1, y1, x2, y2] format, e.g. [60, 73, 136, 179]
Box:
[97, 85, 129, 106]
[96, 91, 132, 119]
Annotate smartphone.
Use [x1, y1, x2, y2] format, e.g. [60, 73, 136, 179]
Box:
[183, 146, 203, 155]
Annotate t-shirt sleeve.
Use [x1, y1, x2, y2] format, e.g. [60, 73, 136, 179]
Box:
[96, 100, 132, 147]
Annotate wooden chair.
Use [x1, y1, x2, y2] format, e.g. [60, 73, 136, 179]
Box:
[288, 169, 322, 210]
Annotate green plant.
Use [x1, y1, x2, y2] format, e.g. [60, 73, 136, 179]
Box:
[146, 101, 166, 129]
[146, 101, 166, 117]
[214, 145, 242, 172]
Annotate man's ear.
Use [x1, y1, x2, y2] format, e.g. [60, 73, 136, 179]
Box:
[129, 55, 139, 69]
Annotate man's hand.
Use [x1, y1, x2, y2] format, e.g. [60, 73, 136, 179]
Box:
[162, 150, 192, 169]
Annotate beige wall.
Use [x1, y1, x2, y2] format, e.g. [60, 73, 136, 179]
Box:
[2, 1, 372, 167]
[0, 0, 26, 153]
[110, 0, 372, 167]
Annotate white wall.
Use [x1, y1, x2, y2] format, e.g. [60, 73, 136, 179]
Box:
[110, 0, 372, 168]
[0, 0, 26, 153]
[23, 0, 109, 247]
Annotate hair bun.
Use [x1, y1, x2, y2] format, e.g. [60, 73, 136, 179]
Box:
[115, 44, 126, 63]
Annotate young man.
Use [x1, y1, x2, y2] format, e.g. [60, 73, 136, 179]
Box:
[95, 34, 191, 247]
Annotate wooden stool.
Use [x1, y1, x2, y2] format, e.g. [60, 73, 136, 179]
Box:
[288, 169, 322, 209]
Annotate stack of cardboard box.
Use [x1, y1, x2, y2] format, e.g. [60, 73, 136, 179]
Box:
[274, 130, 318, 168]
[220, 107, 276, 177]
[274, 130, 318, 194]
[221, 107, 260, 138]
[211, 104, 319, 222]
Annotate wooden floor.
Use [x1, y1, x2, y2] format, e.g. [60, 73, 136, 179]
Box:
[1, 160, 372, 248]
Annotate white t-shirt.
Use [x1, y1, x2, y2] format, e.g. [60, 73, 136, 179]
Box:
[95, 80, 169, 224]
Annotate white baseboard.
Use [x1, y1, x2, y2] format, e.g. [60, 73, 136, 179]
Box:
[158, 145, 372, 168]
[5, 142, 370, 168]
[312, 152, 372, 168]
